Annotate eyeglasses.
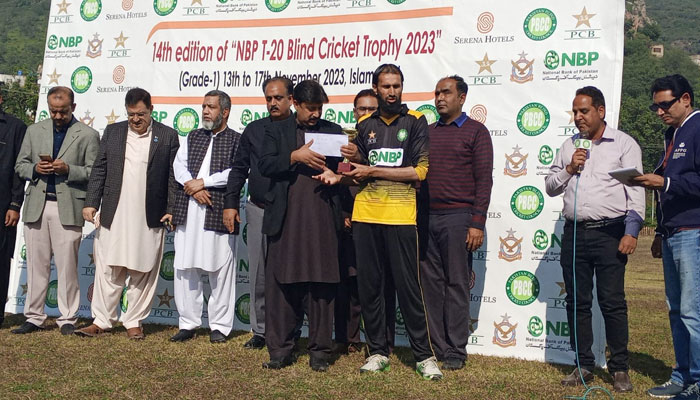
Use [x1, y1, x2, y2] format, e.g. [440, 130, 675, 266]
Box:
[127, 112, 149, 119]
[649, 97, 679, 112]
[355, 107, 378, 113]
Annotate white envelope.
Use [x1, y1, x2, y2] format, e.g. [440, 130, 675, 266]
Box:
[304, 132, 348, 157]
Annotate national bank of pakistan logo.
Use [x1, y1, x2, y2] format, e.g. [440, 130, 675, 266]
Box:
[528, 316, 544, 337]
[154, 0, 178, 16]
[506, 270, 540, 306]
[533, 229, 549, 250]
[173, 108, 200, 136]
[517, 103, 550, 136]
[492, 314, 517, 348]
[235, 293, 251, 324]
[416, 104, 438, 125]
[265, 0, 290, 12]
[45, 280, 59, 308]
[510, 185, 544, 220]
[523, 8, 557, 41]
[21, 244, 27, 261]
[159, 251, 175, 281]
[387, 0, 406, 4]
[71, 66, 93, 94]
[538, 145, 554, 165]
[240, 109, 253, 126]
[498, 228, 523, 262]
[323, 109, 336, 122]
[80, 0, 102, 21]
[504, 145, 527, 177]
[47, 35, 59, 50]
[38, 111, 49, 121]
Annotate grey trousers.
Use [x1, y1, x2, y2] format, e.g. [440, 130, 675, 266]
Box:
[246, 202, 267, 337]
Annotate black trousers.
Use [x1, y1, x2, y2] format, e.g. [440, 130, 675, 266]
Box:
[419, 213, 472, 361]
[354, 223, 433, 361]
[334, 275, 396, 351]
[561, 220, 629, 373]
[265, 273, 336, 361]
[0, 226, 17, 321]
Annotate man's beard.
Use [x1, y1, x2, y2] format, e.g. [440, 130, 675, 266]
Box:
[203, 113, 223, 131]
[377, 94, 402, 115]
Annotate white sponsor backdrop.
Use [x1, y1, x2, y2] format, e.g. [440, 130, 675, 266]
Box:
[6, 0, 627, 366]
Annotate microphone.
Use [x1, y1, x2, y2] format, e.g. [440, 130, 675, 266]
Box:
[574, 138, 592, 173]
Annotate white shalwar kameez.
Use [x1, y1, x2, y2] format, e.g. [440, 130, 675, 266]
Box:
[173, 134, 236, 335]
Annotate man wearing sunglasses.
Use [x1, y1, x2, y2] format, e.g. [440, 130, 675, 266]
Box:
[634, 74, 700, 400]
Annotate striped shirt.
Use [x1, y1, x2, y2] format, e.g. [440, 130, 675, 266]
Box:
[424, 112, 493, 229]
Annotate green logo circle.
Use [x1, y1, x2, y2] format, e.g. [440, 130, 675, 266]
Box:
[368, 149, 379, 166]
[538, 145, 554, 165]
[528, 316, 544, 337]
[240, 109, 253, 126]
[517, 103, 550, 136]
[173, 108, 199, 137]
[506, 270, 540, 306]
[510, 185, 544, 220]
[395, 306, 404, 326]
[71, 66, 93, 94]
[544, 50, 560, 70]
[416, 104, 439, 125]
[45, 280, 59, 308]
[80, 0, 102, 21]
[219, 0, 228, 3]
[387, 0, 406, 4]
[265, 0, 290, 12]
[153, 0, 177, 16]
[242, 223, 248, 245]
[235, 293, 251, 324]
[120, 286, 128, 313]
[38, 111, 49, 121]
[21, 244, 27, 261]
[523, 8, 557, 41]
[324, 109, 337, 122]
[48, 35, 58, 50]
[159, 251, 175, 281]
[574, 138, 592, 149]
[533, 229, 549, 250]
[397, 128, 408, 142]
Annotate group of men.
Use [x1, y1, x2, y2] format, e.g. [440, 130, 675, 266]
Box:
[0, 66, 697, 395]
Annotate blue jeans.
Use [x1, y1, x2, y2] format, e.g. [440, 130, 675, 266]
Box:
[662, 229, 700, 385]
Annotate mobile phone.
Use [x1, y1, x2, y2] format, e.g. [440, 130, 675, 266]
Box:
[39, 154, 53, 162]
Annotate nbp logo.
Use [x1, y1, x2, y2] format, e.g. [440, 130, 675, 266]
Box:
[498, 228, 523, 262]
[538, 145, 554, 165]
[492, 314, 517, 348]
[544, 50, 599, 70]
[47, 35, 83, 50]
[368, 148, 403, 167]
[504, 145, 528, 177]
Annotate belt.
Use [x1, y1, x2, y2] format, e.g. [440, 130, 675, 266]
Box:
[46, 193, 57, 202]
[567, 215, 625, 229]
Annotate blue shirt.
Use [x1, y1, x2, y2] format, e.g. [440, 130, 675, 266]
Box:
[46, 117, 76, 195]
[436, 112, 468, 128]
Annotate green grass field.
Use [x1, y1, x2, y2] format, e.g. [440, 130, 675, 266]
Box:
[0, 236, 674, 399]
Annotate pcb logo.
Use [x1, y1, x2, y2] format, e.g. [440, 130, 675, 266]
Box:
[498, 228, 523, 262]
[506, 270, 540, 306]
[159, 251, 175, 281]
[235, 293, 251, 324]
[70, 66, 93, 94]
[492, 314, 517, 348]
[265, 0, 290, 12]
[80, 0, 102, 21]
[86, 33, 103, 58]
[510, 52, 534, 84]
[510, 185, 545, 220]
[538, 145, 554, 165]
[528, 316, 544, 337]
[517, 103, 550, 136]
[523, 8, 557, 41]
[504, 145, 528, 177]
[45, 280, 59, 308]
[154, 0, 177, 16]
[533, 229, 549, 250]
[173, 108, 200, 137]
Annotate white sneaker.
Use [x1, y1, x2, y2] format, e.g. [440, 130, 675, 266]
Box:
[416, 356, 443, 381]
[360, 354, 390, 373]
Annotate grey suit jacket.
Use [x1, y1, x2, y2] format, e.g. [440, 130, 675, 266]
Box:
[15, 118, 100, 226]
[85, 120, 179, 229]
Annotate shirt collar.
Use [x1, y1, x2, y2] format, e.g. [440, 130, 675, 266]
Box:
[437, 112, 468, 128]
[53, 116, 77, 134]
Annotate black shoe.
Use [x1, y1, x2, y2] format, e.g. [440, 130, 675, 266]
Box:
[262, 354, 296, 369]
[170, 329, 196, 342]
[310, 356, 330, 372]
[0, 317, 4, 328]
[210, 330, 227, 343]
[244, 335, 265, 349]
[11, 322, 42, 334]
[443, 357, 465, 370]
[561, 368, 594, 386]
[60, 324, 75, 336]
